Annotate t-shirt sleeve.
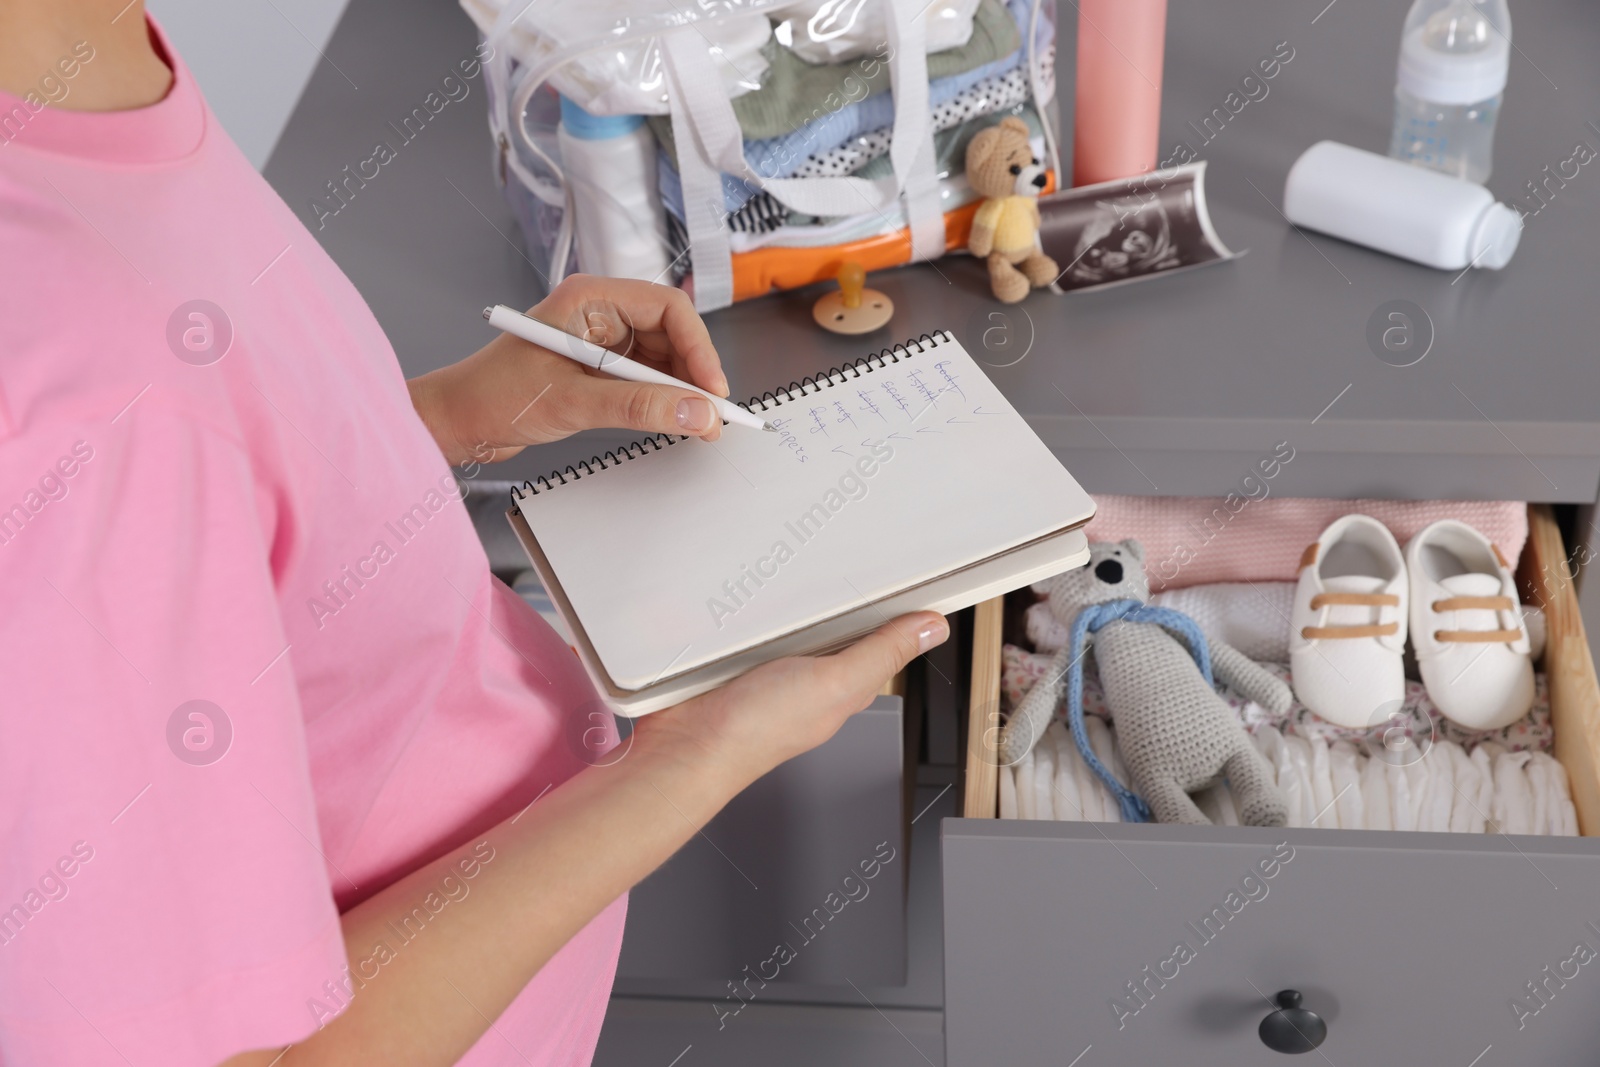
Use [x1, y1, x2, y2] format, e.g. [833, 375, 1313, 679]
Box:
[0, 396, 349, 1066]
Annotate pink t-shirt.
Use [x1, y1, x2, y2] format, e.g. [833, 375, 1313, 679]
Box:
[0, 20, 623, 1067]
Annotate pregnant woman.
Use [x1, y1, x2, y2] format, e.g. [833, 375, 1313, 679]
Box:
[0, 5, 947, 1065]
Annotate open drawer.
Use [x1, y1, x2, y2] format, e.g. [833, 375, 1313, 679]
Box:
[944, 505, 1600, 1065]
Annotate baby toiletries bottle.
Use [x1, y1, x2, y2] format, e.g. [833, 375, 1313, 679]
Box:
[1387, 0, 1511, 183]
[1285, 141, 1522, 271]
[1072, 0, 1166, 186]
[557, 94, 672, 282]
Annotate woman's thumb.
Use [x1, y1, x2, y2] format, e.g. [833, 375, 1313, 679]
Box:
[584, 380, 721, 438]
[824, 612, 949, 704]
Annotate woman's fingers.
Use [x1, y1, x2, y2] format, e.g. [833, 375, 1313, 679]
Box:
[818, 612, 949, 710]
[646, 287, 728, 397]
[568, 376, 724, 441]
[532, 277, 728, 398]
[638, 612, 950, 790]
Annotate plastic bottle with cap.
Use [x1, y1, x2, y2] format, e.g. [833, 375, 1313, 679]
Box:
[1386, 0, 1511, 183]
[556, 95, 671, 282]
[1284, 141, 1522, 271]
[1071, 0, 1167, 187]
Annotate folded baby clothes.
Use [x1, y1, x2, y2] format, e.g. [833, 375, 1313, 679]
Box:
[1022, 603, 1066, 652]
[1157, 582, 1298, 662]
[659, 195, 789, 253]
[730, 0, 1017, 142]
[723, 116, 1042, 252]
[655, 42, 1046, 221]
[652, 0, 1049, 214]
[1001, 643, 1115, 724]
[741, 29, 1041, 180]
[1081, 496, 1528, 593]
[664, 97, 1044, 271]
[654, 52, 1013, 219]
[662, 170, 979, 257]
[1001, 643, 1046, 709]
[726, 170, 981, 252]
[1239, 664, 1555, 753]
[772, 0, 983, 65]
[664, 64, 1041, 264]
[799, 64, 1042, 180]
[1027, 582, 1297, 662]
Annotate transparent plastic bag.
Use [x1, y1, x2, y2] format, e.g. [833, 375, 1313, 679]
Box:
[469, 0, 1058, 305]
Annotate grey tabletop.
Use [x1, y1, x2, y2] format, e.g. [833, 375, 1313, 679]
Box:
[265, 0, 1600, 503]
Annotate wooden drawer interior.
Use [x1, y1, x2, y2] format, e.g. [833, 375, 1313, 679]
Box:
[961, 504, 1600, 833]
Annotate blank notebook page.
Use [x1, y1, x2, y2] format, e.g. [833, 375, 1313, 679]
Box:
[517, 331, 1093, 690]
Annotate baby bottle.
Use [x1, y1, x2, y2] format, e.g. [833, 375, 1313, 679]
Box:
[556, 94, 672, 282]
[1387, 0, 1511, 183]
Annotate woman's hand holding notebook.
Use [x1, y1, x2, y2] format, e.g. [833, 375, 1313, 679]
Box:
[508, 330, 1096, 715]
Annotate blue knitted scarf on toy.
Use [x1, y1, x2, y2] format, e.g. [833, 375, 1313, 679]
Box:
[1063, 599, 1214, 824]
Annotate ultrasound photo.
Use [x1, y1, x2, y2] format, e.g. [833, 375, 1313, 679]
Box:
[1037, 162, 1237, 293]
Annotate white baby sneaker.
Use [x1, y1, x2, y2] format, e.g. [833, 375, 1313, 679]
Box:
[1290, 515, 1408, 728]
[1406, 520, 1534, 730]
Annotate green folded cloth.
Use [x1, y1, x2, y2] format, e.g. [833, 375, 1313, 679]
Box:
[650, 0, 1019, 156]
[849, 101, 1039, 184]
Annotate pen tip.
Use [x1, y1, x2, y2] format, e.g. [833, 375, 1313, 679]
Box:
[763, 422, 777, 433]
[481, 306, 493, 320]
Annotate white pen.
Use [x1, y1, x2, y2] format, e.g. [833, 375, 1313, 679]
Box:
[482, 304, 775, 433]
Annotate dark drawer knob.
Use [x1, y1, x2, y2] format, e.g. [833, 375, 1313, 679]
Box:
[1258, 990, 1327, 1055]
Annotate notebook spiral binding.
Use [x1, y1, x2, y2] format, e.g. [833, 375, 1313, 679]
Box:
[510, 330, 953, 506]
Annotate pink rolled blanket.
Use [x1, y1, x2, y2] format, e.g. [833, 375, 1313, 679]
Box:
[1081, 495, 1528, 592]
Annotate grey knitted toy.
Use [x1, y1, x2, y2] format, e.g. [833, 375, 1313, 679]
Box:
[999, 540, 1292, 827]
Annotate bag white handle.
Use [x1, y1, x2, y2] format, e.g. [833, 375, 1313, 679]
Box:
[489, 0, 959, 304]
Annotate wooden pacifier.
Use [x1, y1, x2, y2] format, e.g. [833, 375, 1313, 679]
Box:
[812, 261, 894, 335]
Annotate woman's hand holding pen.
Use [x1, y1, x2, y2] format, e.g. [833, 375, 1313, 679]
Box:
[408, 274, 731, 467]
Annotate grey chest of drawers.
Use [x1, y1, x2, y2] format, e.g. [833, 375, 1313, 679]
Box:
[947, 507, 1600, 1064]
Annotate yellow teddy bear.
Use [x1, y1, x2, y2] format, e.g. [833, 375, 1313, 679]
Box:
[965, 116, 1059, 304]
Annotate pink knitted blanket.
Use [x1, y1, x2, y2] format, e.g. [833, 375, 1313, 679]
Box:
[1081, 495, 1528, 592]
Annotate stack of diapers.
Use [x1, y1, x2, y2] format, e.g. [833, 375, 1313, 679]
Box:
[998, 575, 1576, 835]
[1243, 728, 1576, 834]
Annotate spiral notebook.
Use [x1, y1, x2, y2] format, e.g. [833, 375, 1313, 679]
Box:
[507, 330, 1095, 715]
